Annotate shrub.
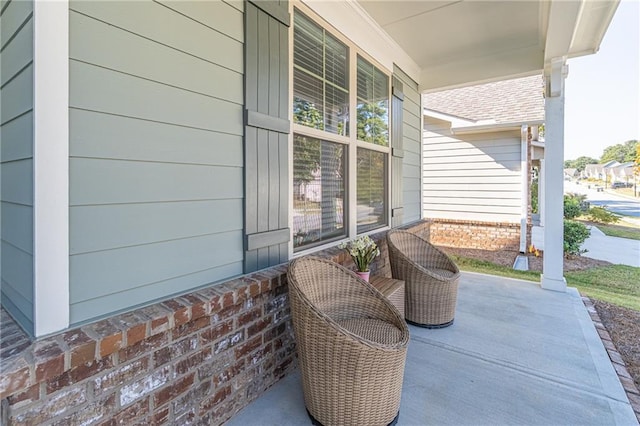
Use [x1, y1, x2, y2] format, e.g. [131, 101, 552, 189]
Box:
[564, 220, 590, 256]
[587, 206, 620, 224]
[563, 195, 582, 219]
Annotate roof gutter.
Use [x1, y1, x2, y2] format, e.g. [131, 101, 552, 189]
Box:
[451, 119, 545, 135]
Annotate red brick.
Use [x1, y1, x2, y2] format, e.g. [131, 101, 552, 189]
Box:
[153, 336, 198, 367]
[139, 305, 172, 335]
[180, 294, 208, 320]
[174, 347, 212, 376]
[213, 359, 246, 386]
[0, 360, 30, 399]
[11, 387, 86, 425]
[200, 319, 233, 344]
[47, 357, 114, 394]
[238, 307, 262, 327]
[34, 343, 65, 382]
[234, 336, 262, 359]
[172, 316, 210, 340]
[153, 372, 195, 407]
[214, 331, 244, 354]
[7, 383, 39, 407]
[99, 333, 123, 358]
[100, 397, 149, 426]
[119, 332, 169, 363]
[61, 329, 97, 368]
[162, 299, 191, 327]
[94, 358, 149, 393]
[199, 386, 231, 415]
[613, 362, 633, 379]
[126, 323, 148, 347]
[247, 317, 272, 337]
[149, 407, 169, 425]
[119, 366, 171, 406]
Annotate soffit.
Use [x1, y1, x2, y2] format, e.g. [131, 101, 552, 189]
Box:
[356, 0, 618, 92]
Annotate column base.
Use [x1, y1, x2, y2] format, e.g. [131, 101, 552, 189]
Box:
[540, 274, 567, 292]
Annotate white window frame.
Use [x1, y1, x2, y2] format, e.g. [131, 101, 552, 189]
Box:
[289, 2, 392, 256]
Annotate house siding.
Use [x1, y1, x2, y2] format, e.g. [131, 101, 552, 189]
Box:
[423, 116, 522, 223]
[0, 0, 35, 334]
[68, 0, 245, 324]
[394, 66, 421, 224]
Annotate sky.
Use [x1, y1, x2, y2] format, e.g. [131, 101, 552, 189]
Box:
[564, 0, 640, 161]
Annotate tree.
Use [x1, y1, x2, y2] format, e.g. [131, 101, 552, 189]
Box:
[564, 156, 598, 172]
[600, 140, 638, 163]
[356, 101, 388, 146]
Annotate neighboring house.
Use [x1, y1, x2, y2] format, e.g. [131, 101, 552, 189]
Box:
[0, 0, 618, 423]
[584, 161, 620, 180]
[564, 168, 578, 179]
[609, 161, 635, 183]
[422, 75, 544, 252]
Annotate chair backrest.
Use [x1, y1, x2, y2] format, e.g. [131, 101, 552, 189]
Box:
[287, 256, 382, 322]
[387, 230, 459, 273]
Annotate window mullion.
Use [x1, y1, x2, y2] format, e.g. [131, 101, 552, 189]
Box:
[348, 46, 358, 239]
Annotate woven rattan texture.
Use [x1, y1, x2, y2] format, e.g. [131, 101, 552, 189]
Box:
[387, 230, 461, 327]
[370, 276, 405, 318]
[287, 257, 409, 426]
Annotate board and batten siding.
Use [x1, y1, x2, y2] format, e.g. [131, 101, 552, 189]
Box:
[68, 0, 245, 324]
[423, 116, 522, 223]
[0, 0, 35, 334]
[394, 66, 422, 224]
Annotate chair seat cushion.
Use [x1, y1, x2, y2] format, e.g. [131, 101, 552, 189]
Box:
[429, 268, 457, 279]
[337, 318, 403, 345]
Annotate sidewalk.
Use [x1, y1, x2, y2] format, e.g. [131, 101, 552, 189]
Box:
[582, 226, 640, 267]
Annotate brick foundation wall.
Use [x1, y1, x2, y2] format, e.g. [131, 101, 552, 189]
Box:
[424, 219, 525, 251]
[0, 223, 424, 425]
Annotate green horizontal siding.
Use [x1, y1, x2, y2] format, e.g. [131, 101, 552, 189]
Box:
[0, 0, 34, 335]
[69, 0, 245, 324]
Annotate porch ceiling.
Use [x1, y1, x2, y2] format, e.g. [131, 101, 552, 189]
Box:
[356, 0, 619, 92]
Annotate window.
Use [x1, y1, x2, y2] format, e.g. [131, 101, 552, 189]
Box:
[357, 56, 389, 146]
[293, 135, 346, 248]
[293, 11, 349, 135]
[292, 8, 390, 251]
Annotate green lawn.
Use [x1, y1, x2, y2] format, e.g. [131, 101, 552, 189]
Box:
[594, 224, 640, 240]
[451, 255, 640, 312]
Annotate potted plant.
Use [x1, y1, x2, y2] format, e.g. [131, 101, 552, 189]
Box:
[339, 235, 380, 282]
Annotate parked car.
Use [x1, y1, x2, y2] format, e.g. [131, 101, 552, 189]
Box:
[610, 182, 633, 189]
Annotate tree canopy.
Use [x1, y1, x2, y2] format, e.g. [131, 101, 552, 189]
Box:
[564, 156, 598, 172]
[600, 140, 638, 164]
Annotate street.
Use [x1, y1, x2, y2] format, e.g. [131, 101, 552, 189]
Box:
[564, 180, 640, 217]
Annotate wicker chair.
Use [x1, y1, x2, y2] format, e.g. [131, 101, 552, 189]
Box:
[287, 256, 409, 426]
[387, 230, 461, 328]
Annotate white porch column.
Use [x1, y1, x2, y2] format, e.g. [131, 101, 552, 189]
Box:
[541, 58, 567, 292]
[539, 159, 545, 227]
[519, 125, 528, 253]
[33, 0, 70, 335]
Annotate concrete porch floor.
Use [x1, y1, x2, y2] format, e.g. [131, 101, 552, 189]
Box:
[227, 272, 638, 425]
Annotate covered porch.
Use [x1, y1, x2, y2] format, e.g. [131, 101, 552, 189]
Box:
[228, 272, 637, 425]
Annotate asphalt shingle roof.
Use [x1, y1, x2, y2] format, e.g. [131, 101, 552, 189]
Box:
[423, 75, 545, 124]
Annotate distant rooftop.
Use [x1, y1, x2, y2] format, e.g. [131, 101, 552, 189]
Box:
[423, 75, 545, 124]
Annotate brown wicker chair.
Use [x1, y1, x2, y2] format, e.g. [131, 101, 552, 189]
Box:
[387, 230, 461, 328]
[287, 256, 409, 426]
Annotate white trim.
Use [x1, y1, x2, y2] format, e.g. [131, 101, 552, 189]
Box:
[33, 0, 69, 336]
[452, 120, 545, 135]
[299, 0, 420, 84]
[541, 58, 566, 292]
[290, 4, 393, 253]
